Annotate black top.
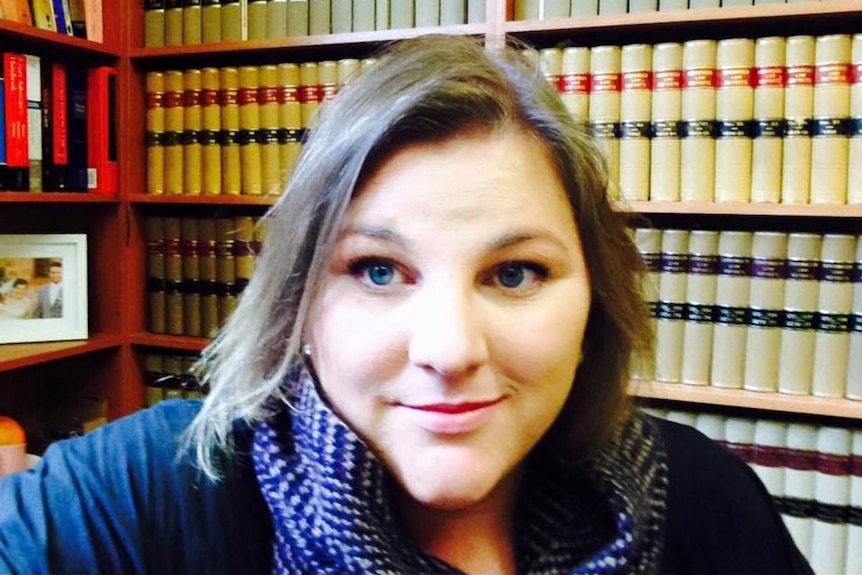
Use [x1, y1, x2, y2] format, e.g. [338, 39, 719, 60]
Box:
[0, 400, 812, 574]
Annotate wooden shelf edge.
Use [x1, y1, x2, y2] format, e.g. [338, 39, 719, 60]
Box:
[0, 193, 120, 204]
[615, 200, 862, 218]
[129, 194, 279, 206]
[129, 333, 209, 353]
[130, 23, 488, 60]
[0, 20, 120, 56]
[504, 0, 861, 35]
[631, 380, 862, 420]
[0, 333, 124, 373]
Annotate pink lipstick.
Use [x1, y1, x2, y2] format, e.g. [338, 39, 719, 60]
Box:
[400, 397, 504, 435]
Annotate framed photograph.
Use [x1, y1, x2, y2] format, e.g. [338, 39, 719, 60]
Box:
[0, 234, 88, 344]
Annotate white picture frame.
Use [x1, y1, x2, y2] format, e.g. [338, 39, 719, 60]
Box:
[0, 234, 88, 344]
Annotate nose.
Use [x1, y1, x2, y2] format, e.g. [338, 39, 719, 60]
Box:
[407, 283, 490, 378]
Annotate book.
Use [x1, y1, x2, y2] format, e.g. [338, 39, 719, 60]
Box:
[539, 48, 561, 93]
[331, 0, 351, 33]
[51, 0, 71, 34]
[165, 0, 183, 45]
[723, 417, 756, 465]
[180, 217, 202, 337]
[182, 69, 202, 195]
[215, 216, 238, 325]
[514, 0, 538, 19]
[439, 0, 463, 25]
[742, 232, 787, 392]
[25, 54, 41, 192]
[266, 0, 287, 38]
[660, 0, 688, 8]
[680, 39, 716, 202]
[86, 66, 117, 194]
[183, 0, 203, 44]
[221, 0, 248, 41]
[466, 0, 483, 23]
[3, 53, 28, 186]
[811, 234, 855, 398]
[559, 46, 590, 122]
[238, 66, 262, 195]
[0, 0, 32, 23]
[714, 38, 754, 203]
[197, 218, 219, 337]
[309, 0, 330, 34]
[632, 227, 661, 381]
[598, 0, 625, 13]
[319, 60, 337, 104]
[649, 42, 683, 201]
[67, 0, 85, 37]
[247, 0, 266, 39]
[752, 420, 787, 499]
[299, 61, 320, 136]
[847, 238, 862, 399]
[200, 67, 221, 195]
[846, 431, 862, 573]
[163, 70, 184, 195]
[589, 45, 621, 200]
[850, 33, 862, 205]
[629, 0, 656, 11]
[655, 229, 689, 383]
[778, 233, 821, 395]
[618, 43, 652, 202]
[710, 231, 752, 389]
[234, 215, 255, 293]
[810, 427, 851, 575]
[782, 423, 818, 557]
[220, 67, 241, 195]
[42, 62, 68, 191]
[276, 62, 301, 185]
[285, 0, 308, 36]
[414, 0, 438, 27]
[680, 230, 719, 386]
[144, 216, 166, 333]
[782, 35, 815, 204]
[144, 0, 166, 47]
[374, 0, 389, 29]
[163, 216, 184, 335]
[810, 34, 851, 204]
[82, 0, 102, 41]
[570, 0, 596, 16]
[694, 413, 726, 446]
[145, 71, 165, 195]
[353, 0, 374, 31]
[751, 36, 786, 203]
[201, 0, 221, 42]
[389, 0, 412, 29]
[29, 0, 56, 31]
[258, 65, 281, 195]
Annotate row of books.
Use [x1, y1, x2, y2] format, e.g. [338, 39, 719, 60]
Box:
[514, 0, 838, 20]
[142, 351, 206, 406]
[0, 53, 116, 193]
[647, 407, 862, 575]
[143, 0, 486, 47]
[535, 33, 862, 204]
[144, 215, 265, 337]
[145, 59, 372, 196]
[632, 228, 861, 398]
[0, 0, 102, 42]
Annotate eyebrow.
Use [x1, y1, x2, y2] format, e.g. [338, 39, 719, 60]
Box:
[340, 227, 571, 253]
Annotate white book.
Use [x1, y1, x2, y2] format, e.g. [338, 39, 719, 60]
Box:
[680, 40, 717, 202]
[782, 36, 816, 204]
[845, 430, 862, 574]
[752, 420, 787, 498]
[680, 230, 719, 386]
[724, 416, 756, 465]
[633, 227, 662, 381]
[655, 229, 689, 383]
[25, 54, 42, 192]
[847, 236, 862, 399]
[783, 423, 817, 558]
[571, 0, 598, 15]
[714, 38, 755, 203]
[650, 42, 683, 201]
[664, 410, 697, 428]
[619, 44, 653, 201]
[560, 47, 591, 122]
[849, 34, 862, 204]
[751, 37, 786, 204]
[590, 45, 622, 200]
[711, 231, 752, 389]
[810, 427, 852, 575]
[695, 412, 726, 444]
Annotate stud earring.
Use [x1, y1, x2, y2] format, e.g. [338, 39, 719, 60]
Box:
[301, 343, 312, 357]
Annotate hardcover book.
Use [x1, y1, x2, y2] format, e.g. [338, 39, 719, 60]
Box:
[163, 70, 184, 195]
[266, 0, 287, 38]
[782, 35, 815, 204]
[680, 230, 718, 386]
[238, 65, 262, 195]
[619, 43, 652, 202]
[559, 46, 590, 122]
[655, 229, 689, 383]
[849, 34, 862, 205]
[714, 38, 754, 203]
[86, 66, 117, 194]
[201, 0, 221, 43]
[277, 62, 301, 183]
[589, 45, 622, 200]
[165, 0, 184, 45]
[258, 65, 281, 195]
[309, 0, 330, 34]
[164, 216, 185, 335]
[183, 0, 203, 44]
[389, 0, 413, 29]
[247, 0, 267, 39]
[200, 67, 221, 195]
[182, 68, 202, 195]
[331, 0, 351, 33]
[353, 0, 375, 31]
[197, 217, 219, 337]
[220, 67, 241, 195]
[439, 0, 463, 25]
[180, 217, 202, 337]
[710, 230, 752, 389]
[414, 0, 438, 27]
[4, 52, 29, 191]
[649, 42, 683, 201]
[29, 0, 57, 31]
[145, 71, 165, 194]
[25, 54, 41, 192]
[144, 0, 166, 47]
[145, 215, 167, 334]
[42, 62, 68, 191]
[285, 0, 308, 36]
[810, 427, 852, 575]
[751, 36, 786, 203]
[680, 39, 717, 202]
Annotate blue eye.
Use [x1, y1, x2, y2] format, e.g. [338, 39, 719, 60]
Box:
[492, 262, 548, 291]
[366, 263, 395, 286]
[497, 265, 526, 288]
[348, 258, 400, 287]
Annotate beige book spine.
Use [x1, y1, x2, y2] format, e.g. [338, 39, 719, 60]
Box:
[849, 34, 862, 205]
[390, 0, 413, 28]
[650, 42, 683, 201]
[783, 424, 818, 557]
[201, 68, 222, 195]
[238, 66, 263, 195]
[655, 229, 689, 383]
[415, 0, 438, 26]
[515, 0, 539, 19]
[375, 0, 389, 28]
[633, 227, 662, 381]
[466, 0, 483, 23]
[590, 45, 622, 200]
[846, 237, 862, 399]
[440, 0, 464, 24]
[146, 72, 166, 195]
[234, 216, 256, 288]
[715, 38, 754, 203]
[680, 39, 717, 202]
[660, 0, 689, 8]
[164, 217, 185, 335]
[286, 0, 309, 36]
[355, 0, 379, 29]
[751, 420, 787, 498]
[181, 217, 202, 337]
[201, 0, 221, 43]
[810, 428, 852, 575]
[309, 0, 331, 34]
[247, 0, 267, 39]
[331, 0, 351, 33]
[220, 67, 242, 195]
[145, 216, 167, 334]
[560, 47, 590, 122]
[751, 37, 786, 203]
[145, 1, 166, 47]
[258, 65, 282, 196]
[811, 34, 852, 205]
[215, 217, 238, 326]
[183, 0, 203, 44]
[782, 36, 815, 204]
[542, 0, 568, 18]
[710, 231, 752, 389]
[539, 48, 562, 93]
[694, 412, 726, 443]
[266, 0, 288, 38]
[337, 58, 361, 89]
[680, 230, 719, 386]
[619, 43, 653, 202]
[277, 63, 302, 187]
[598, 0, 626, 13]
[164, 71, 185, 195]
[570, 0, 597, 15]
[183, 69, 203, 196]
[197, 218, 219, 338]
[778, 233, 822, 395]
[811, 234, 855, 398]
[221, 0, 247, 41]
[165, 0, 183, 46]
[300, 62, 321, 132]
[743, 232, 788, 392]
[319, 60, 338, 104]
[846, 432, 862, 573]
[723, 417, 755, 464]
[629, 0, 656, 12]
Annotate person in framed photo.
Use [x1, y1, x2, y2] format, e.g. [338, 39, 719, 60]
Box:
[33, 261, 63, 319]
[0, 278, 36, 320]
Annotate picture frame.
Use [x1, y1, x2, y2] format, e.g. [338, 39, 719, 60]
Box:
[0, 234, 88, 344]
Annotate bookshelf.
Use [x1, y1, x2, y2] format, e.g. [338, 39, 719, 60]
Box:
[0, 0, 860, 447]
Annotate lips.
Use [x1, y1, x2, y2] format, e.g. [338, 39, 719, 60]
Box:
[396, 397, 505, 435]
[405, 398, 504, 414]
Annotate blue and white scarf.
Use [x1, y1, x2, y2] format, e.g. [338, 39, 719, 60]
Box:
[252, 370, 668, 574]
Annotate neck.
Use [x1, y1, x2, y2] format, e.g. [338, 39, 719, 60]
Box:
[396, 470, 522, 575]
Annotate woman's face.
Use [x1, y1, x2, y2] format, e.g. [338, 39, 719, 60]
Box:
[11, 284, 27, 300]
[308, 130, 592, 512]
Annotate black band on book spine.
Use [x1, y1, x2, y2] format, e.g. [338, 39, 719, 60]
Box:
[717, 256, 751, 276]
[238, 130, 259, 146]
[183, 130, 200, 145]
[641, 253, 661, 272]
[782, 310, 817, 331]
[236, 278, 251, 292]
[259, 129, 280, 144]
[849, 506, 862, 527]
[162, 132, 182, 147]
[812, 118, 852, 137]
[777, 496, 815, 519]
[850, 118, 862, 137]
[813, 502, 848, 524]
[181, 279, 201, 295]
[787, 259, 820, 281]
[749, 308, 782, 329]
[222, 0, 240, 4]
[656, 301, 686, 321]
[165, 0, 182, 9]
[648, 301, 659, 318]
[651, 120, 682, 139]
[199, 130, 221, 146]
[680, 120, 715, 139]
[147, 278, 167, 292]
[146, 132, 165, 147]
[277, 128, 303, 144]
[200, 280, 218, 296]
[688, 254, 718, 275]
[854, 263, 862, 283]
[815, 313, 851, 333]
[660, 252, 688, 274]
[145, 0, 165, 10]
[752, 119, 784, 138]
[184, 0, 202, 6]
[684, 303, 714, 323]
[620, 121, 651, 139]
[714, 305, 748, 326]
[201, 0, 219, 5]
[750, 259, 787, 280]
[164, 280, 183, 294]
[850, 314, 862, 334]
[715, 120, 752, 139]
[222, 130, 240, 146]
[820, 261, 854, 283]
[590, 122, 621, 139]
[784, 118, 813, 138]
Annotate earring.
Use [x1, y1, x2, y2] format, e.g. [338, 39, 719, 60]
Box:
[301, 343, 312, 357]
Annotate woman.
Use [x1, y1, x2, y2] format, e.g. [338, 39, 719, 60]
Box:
[0, 36, 810, 574]
[0, 279, 35, 320]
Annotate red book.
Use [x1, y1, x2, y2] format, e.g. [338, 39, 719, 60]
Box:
[53, 64, 68, 168]
[3, 53, 28, 169]
[86, 66, 117, 194]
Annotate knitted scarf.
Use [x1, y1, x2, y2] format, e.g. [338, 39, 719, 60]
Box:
[252, 370, 669, 575]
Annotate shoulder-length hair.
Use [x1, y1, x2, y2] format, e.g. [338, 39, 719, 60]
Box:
[186, 34, 652, 478]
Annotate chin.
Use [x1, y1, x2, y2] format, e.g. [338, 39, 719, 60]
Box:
[393, 453, 509, 512]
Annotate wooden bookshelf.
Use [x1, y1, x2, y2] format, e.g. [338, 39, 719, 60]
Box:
[0, 19, 120, 61]
[0, 334, 123, 373]
[617, 201, 862, 219]
[0, 193, 120, 204]
[129, 194, 279, 207]
[129, 333, 209, 353]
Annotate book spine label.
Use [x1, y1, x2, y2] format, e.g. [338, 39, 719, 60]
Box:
[4, 53, 29, 169]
